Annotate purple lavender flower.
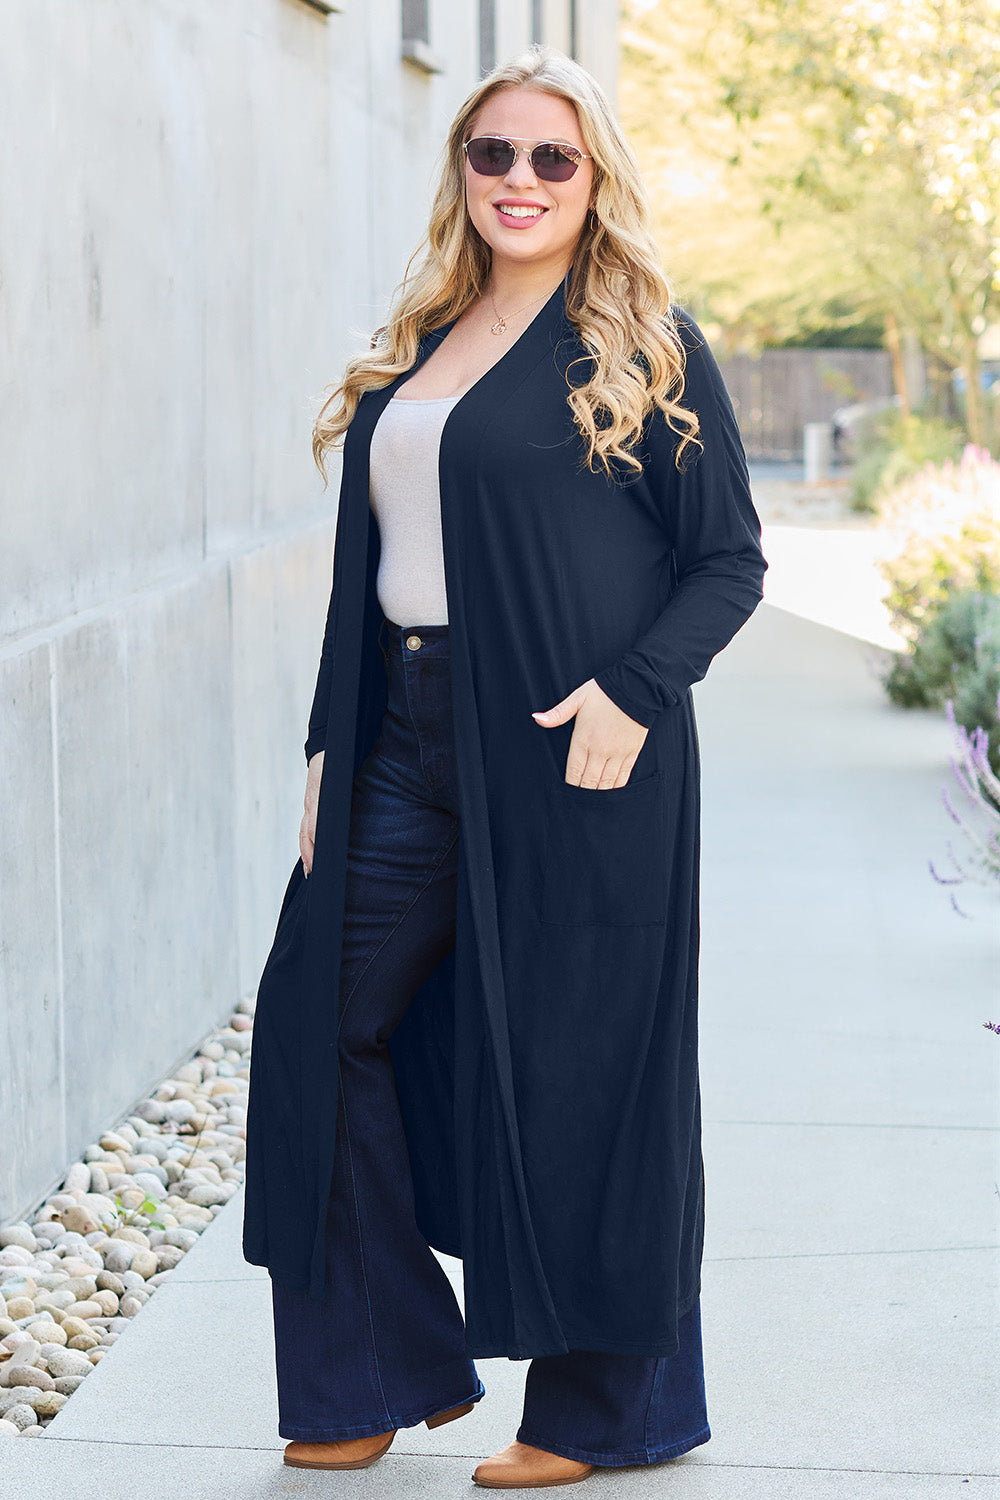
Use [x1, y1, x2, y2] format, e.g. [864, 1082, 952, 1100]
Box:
[931, 692, 1000, 917]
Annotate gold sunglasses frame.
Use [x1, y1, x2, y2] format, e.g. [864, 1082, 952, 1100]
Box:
[462, 134, 592, 179]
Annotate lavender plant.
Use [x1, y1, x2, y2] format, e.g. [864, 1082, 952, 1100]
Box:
[929, 691, 1000, 919]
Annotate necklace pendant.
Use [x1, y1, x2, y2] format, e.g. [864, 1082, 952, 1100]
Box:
[490, 315, 507, 336]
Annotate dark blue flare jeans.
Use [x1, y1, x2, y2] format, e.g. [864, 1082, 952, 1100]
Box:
[269, 617, 711, 1468]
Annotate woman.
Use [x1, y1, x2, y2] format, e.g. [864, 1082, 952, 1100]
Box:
[243, 44, 767, 1490]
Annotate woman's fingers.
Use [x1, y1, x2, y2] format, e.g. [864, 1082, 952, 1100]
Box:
[299, 815, 314, 876]
[300, 751, 324, 876]
[536, 679, 650, 786]
[564, 747, 644, 788]
[565, 752, 638, 789]
[563, 686, 649, 787]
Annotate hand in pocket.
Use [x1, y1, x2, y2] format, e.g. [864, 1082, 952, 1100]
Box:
[532, 678, 649, 788]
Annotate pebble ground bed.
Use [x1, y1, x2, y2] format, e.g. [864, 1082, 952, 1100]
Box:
[0, 998, 255, 1437]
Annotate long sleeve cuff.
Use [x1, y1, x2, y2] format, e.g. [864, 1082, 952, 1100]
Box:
[304, 731, 326, 764]
[591, 665, 673, 729]
[585, 309, 767, 730]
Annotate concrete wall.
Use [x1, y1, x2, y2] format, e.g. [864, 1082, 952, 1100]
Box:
[0, 0, 618, 1224]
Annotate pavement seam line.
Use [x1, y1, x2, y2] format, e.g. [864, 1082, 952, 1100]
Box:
[703, 1244, 999, 1262]
[36, 1436, 998, 1476]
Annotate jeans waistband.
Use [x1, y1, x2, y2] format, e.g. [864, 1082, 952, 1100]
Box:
[379, 616, 451, 660]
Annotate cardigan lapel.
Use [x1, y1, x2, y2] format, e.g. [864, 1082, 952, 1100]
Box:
[369, 268, 570, 414]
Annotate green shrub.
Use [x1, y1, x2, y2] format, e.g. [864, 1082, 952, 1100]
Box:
[875, 447, 1000, 774]
[884, 589, 1000, 710]
[851, 408, 966, 512]
[883, 591, 1000, 775]
[874, 446, 1000, 644]
[952, 634, 1000, 777]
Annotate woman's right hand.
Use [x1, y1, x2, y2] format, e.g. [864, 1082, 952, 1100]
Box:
[300, 751, 325, 876]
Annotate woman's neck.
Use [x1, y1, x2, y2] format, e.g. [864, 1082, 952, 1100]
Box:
[487, 255, 571, 313]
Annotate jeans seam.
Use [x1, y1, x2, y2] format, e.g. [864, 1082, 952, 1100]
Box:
[337, 821, 460, 1037]
[641, 1355, 660, 1461]
[339, 1090, 393, 1432]
[400, 652, 439, 797]
[333, 820, 460, 1431]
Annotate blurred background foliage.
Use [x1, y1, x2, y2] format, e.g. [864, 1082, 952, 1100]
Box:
[620, 0, 1000, 449]
[619, 0, 1000, 845]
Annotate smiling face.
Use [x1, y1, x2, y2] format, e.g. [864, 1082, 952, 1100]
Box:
[463, 85, 596, 281]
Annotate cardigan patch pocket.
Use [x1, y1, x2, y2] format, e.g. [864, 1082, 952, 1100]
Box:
[540, 770, 667, 926]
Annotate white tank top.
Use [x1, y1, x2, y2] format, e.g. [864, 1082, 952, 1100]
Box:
[368, 395, 459, 627]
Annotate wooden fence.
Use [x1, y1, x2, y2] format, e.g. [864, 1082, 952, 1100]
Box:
[715, 348, 894, 461]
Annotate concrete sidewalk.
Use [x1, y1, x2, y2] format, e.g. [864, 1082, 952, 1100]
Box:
[6, 600, 998, 1498]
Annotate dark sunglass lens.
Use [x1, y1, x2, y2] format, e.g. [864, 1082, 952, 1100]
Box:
[467, 137, 516, 175]
[531, 144, 580, 181]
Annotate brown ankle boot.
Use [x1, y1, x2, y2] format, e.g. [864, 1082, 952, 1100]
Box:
[283, 1398, 477, 1470]
[473, 1439, 594, 1488]
[284, 1430, 396, 1469]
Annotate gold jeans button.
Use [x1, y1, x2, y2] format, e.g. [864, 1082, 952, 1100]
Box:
[405, 634, 423, 651]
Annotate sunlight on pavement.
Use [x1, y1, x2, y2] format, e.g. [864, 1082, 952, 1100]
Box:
[759, 522, 905, 652]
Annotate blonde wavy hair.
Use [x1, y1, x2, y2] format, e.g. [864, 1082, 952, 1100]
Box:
[312, 44, 702, 485]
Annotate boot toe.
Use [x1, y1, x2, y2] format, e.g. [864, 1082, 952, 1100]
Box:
[473, 1439, 594, 1488]
[283, 1430, 396, 1469]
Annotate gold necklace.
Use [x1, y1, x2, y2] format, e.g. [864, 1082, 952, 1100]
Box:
[488, 282, 557, 336]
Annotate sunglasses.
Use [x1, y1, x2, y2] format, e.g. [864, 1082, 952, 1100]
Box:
[463, 134, 591, 183]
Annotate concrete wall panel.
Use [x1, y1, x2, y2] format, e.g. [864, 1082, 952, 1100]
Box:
[54, 574, 238, 1158]
[0, 647, 63, 1222]
[495, 0, 533, 68]
[575, 3, 619, 110]
[0, 3, 209, 640]
[541, 0, 572, 55]
[52, 615, 135, 1157]
[230, 525, 337, 997]
[122, 574, 239, 1066]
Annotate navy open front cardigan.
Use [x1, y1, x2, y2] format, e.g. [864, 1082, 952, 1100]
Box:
[243, 276, 767, 1358]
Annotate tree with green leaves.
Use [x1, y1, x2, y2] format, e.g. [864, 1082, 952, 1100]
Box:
[621, 0, 1000, 444]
